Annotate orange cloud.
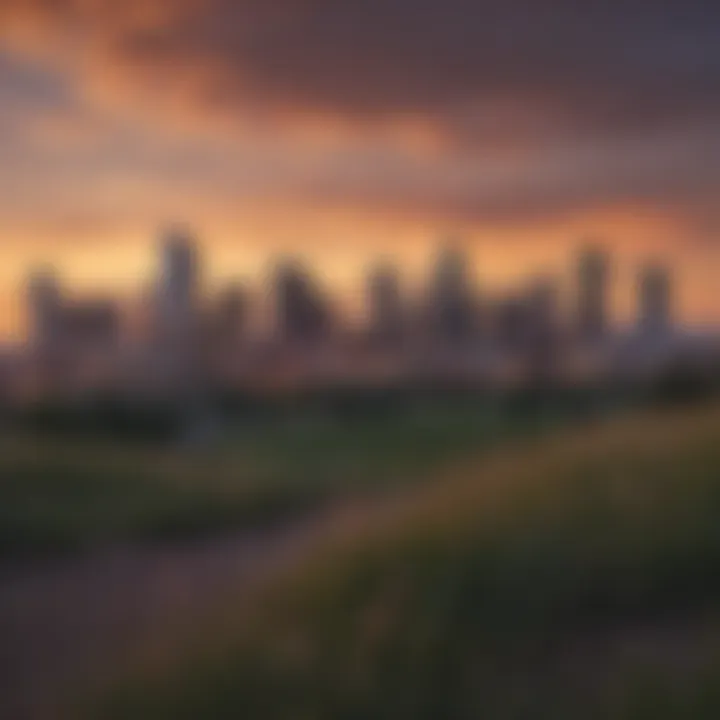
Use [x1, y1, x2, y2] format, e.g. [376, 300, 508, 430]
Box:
[1, 0, 720, 338]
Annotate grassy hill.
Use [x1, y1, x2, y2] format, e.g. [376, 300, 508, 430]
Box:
[0, 402, 551, 558]
[92, 403, 720, 719]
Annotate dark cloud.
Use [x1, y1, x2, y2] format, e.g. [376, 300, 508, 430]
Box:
[4, 0, 720, 139]
[1, 0, 720, 227]
[87, 0, 720, 143]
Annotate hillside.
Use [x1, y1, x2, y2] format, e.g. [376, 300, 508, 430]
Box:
[91, 403, 720, 719]
[0, 403, 511, 558]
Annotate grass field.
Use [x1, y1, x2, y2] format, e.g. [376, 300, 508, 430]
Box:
[87, 402, 720, 719]
[0, 400, 549, 558]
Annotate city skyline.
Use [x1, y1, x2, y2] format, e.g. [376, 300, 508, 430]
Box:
[1, 1, 720, 338]
[22, 228, 678, 346]
[5, 226, 692, 407]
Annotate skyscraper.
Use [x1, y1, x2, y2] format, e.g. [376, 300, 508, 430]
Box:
[492, 295, 530, 354]
[524, 276, 561, 377]
[366, 261, 403, 345]
[576, 246, 610, 342]
[526, 275, 558, 337]
[156, 226, 200, 342]
[638, 263, 671, 335]
[428, 244, 476, 345]
[152, 226, 205, 398]
[62, 298, 121, 355]
[26, 267, 63, 354]
[273, 258, 331, 345]
[211, 282, 248, 348]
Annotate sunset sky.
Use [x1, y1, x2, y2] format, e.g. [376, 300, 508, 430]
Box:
[1, 0, 719, 338]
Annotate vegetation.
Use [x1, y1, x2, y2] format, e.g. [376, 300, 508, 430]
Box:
[0, 397, 555, 557]
[2, 371, 714, 557]
[90, 403, 720, 719]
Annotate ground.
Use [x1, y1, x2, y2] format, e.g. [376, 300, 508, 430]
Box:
[5, 399, 720, 718]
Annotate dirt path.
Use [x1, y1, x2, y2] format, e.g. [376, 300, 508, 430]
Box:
[4, 496, 720, 720]
[0, 497, 381, 720]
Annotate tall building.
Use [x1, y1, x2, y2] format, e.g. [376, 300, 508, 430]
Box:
[62, 299, 121, 355]
[210, 282, 248, 348]
[638, 263, 671, 335]
[366, 261, 404, 345]
[492, 295, 530, 353]
[152, 227, 205, 397]
[525, 276, 559, 336]
[26, 267, 63, 354]
[524, 276, 561, 376]
[576, 246, 610, 342]
[156, 227, 200, 342]
[273, 258, 331, 345]
[428, 244, 476, 345]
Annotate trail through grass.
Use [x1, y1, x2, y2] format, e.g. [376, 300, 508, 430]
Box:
[91, 404, 720, 719]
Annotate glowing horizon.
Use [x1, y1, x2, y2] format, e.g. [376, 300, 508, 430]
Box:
[1, 1, 719, 339]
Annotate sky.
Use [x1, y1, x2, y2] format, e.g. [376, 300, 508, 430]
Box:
[1, 0, 720, 337]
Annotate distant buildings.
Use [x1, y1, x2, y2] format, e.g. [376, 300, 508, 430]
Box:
[26, 267, 63, 355]
[211, 282, 248, 347]
[525, 276, 558, 335]
[145, 227, 206, 396]
[10, 227, 692, 402]
[638, 263, 671, 336]
[23, 268, 122, 397]
[427, 245, 476, 345]
[27, 268, 120, 358]
[273, 258, 332, 346]
[492, 295, 531, 354]
[62, 298, 121, 356]
[524, 275, 560, 370]
[366, 261, 404, 346]
[576, 246, 610, 342]
[485, 277, 560, 377]
[156, 227, 200, 345]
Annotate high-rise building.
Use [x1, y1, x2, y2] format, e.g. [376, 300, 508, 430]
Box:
[211, 282, 248, 347]
[526, 275, 559, 339]
[366, 261, 404, 345]
[524, 276, 561, 376]
[638, 263, 671, 335]
[151, 227, 206, 397]
[156, 227, 200, 342]
[576, 246, 610, 341]
[62, 299, 120, 351]
[428, 244, 476, 344]
[492, 294, 531, 354]
[273, 258, 331, 345]
[26, 267, 63, 354]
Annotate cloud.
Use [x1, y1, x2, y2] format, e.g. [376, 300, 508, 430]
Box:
[3, 0, 719, 137]
[0, 0, 719, 232]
